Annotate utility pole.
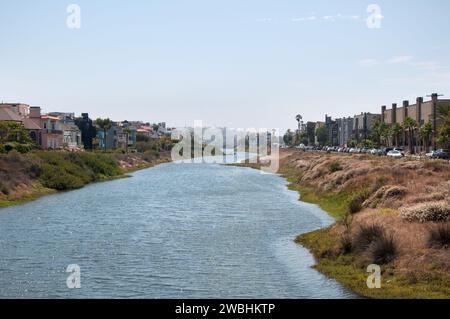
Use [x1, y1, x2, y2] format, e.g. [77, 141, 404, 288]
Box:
[426, 93, 444, 151]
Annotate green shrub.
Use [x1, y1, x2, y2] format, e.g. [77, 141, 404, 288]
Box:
[329, 161, 343, 173]
[340, 233, 353, 255]
[3, 142, 36, 153]
[352, 224, 397, 264]
[0, 181, 9, 195]
[76, 153, 122, 178]
[369, 233, 397, 264]
[36, 151, 123, 190]
[347, 189, 371, 214]
[40, 163, 85, 191]
[427, 224, 450, 249]
[352, 224, 384, 253]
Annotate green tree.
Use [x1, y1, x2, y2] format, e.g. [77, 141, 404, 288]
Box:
[316, 126, 328, 147]
[403, 117, 417, 154]
[371, 119, 389, 147]
[95, 118, 112, 152]
[295, 132, 308, 146]
[283, 130, 293, 146]
[361, 139, 374, 148]
[391, 123, 403, 148]
[418, 122, 433, 153]
[347, 139, 357, 148]
[436, 104, 450, 149]
[0, 121, 33, 144]
[381, 125, 392, 147]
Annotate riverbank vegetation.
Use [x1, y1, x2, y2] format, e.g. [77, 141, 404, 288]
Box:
[269, 150, 450, 298]
[0, 150, 170, 207]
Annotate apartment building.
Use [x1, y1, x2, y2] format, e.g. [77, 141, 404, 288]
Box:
[381, 93, 450, 149]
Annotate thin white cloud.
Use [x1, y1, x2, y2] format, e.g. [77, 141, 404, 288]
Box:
[410, 60, 441, 71]
[291, 13, 361, 23]
[387, 56, 414, 64]
[256, 17, 273, 23]
[357, 59, 379, 67]
[322, 15, 335, 22]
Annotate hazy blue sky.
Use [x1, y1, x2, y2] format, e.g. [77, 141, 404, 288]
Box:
[1, 0, 449, 131]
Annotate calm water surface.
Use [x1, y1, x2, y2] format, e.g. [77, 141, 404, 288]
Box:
[0, 158, 355, 298]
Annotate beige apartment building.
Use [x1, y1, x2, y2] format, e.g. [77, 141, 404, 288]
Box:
[381, 93, 450, 150]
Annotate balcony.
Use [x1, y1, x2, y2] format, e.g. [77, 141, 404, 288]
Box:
[45, 129, 64, 135]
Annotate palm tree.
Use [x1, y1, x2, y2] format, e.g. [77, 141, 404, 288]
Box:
[295, 114, 302, 131]
[403, 117, 417, 154]
[418, 122, 433, 153]
[381, 125, 392, 147]
[371, 119, 383, 147]
[436, 104, 450, 149]
[391, 123, 402, 148]
[437, 104, 450, 121]
[96, 118, 112, 152]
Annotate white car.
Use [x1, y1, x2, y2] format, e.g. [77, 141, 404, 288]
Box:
[387, 150, 404, 158]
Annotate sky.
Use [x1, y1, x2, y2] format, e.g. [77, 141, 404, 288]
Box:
[1, 0, 450, 132]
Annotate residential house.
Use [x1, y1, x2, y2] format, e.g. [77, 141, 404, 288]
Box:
[118, 121, 137, 149]
[48, 112, 83, 149]
[0, 103, 42, 145]
[136, 125, 154, 138]
[96, 123, 118, 150]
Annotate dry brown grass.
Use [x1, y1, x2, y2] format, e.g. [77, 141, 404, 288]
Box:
[280, 150, 450, 295]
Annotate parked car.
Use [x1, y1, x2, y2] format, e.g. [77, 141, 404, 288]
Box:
[387, 150, 404, 158]
[378, 147, 394, 156]
[370, 148, 378, 155]
[430, 149, 450, 160]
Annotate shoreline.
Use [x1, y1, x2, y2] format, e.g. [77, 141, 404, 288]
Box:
[0, 152, 171, 209]
[237, 149, 450, 299]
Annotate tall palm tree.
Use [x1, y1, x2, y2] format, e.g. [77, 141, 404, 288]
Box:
[96, 118, 112, 152]
[403, 117, 417, 154]
[391, 123, 402, 148]
[436, 104, 450, 149]
[371, 119, 383, 147]
[381, 125, 392, 147]
[437, 104, 450, 121]
[418, 122, 433, 153]
[295, 114, 302, 131]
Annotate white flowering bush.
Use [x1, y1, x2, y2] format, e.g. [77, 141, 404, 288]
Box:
[400, 202, 450, 223]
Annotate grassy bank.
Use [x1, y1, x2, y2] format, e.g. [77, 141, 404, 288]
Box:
[238, 150, 450, 298]
[0, 150, 170, 207]
[282, 151, 450, 299]
[297, 227, 450, 299]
